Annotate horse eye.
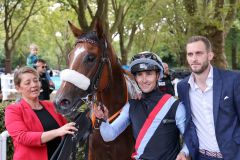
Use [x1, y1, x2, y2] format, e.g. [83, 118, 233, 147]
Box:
[85, 54, 96, 63]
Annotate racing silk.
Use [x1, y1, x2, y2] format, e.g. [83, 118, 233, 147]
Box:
[131, 94, 172, 159]
[99, 88, 187, 160]
[129, 89, 182, 160]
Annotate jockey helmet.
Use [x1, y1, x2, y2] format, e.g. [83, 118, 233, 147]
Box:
[129, 51, 164, 78]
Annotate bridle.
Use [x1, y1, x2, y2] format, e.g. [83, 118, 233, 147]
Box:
[52, 31, 127, 160]
[76, 31, 112, 93]
[62, 31, 113, 119]
[52, 32, 113, 160]
[75, 31, 119, 127]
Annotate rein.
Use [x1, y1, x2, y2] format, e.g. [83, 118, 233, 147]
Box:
[54, 31, 127, 159]
[74, 32, 119, 127]
[52, 32, 113, 160]
[51, 109, 91, 160]
[90, 76, 129, 128]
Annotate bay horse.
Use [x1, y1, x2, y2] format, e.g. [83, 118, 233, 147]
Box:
[54, 21, 139, 160]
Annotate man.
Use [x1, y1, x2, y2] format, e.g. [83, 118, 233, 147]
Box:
[177, 36, 240, 160]
[94, 51, 188, 160]
[159, 62, 175, 96]
[34, 59, 54, 100]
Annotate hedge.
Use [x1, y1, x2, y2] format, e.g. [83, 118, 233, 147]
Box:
[0, 101, 14, 160]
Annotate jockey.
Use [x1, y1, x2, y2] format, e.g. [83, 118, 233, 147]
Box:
[94, 51, 189, 160]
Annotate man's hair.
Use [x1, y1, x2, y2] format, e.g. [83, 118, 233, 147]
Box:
[36, 58, 46, 64]
[187, 36, 212, 52]
[14, 66, 39, 87]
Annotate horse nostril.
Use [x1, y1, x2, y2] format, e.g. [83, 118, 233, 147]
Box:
[60, 99, 71, 108]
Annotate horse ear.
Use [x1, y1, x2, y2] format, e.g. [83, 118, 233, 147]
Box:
[68, 21, 83, 38]
[94, 19, 105, 39]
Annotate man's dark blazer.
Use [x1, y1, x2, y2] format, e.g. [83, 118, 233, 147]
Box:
[177, 67, 240, 160]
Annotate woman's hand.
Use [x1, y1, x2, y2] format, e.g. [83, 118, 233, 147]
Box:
[56, 122, 78, 137]
[41, 122, 78, 143]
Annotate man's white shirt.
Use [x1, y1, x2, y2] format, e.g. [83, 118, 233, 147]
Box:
[188, 65, 220, 152]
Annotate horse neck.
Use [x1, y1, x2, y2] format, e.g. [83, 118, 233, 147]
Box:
[98, 62, 127, 116]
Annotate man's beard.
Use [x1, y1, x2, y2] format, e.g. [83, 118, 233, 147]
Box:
[191, 61, 209, 75]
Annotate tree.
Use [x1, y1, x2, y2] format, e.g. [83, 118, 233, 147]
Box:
[2, 0, 239, 70]
[40, 3, 76, 70]
[229, 27, 238, 69]
[225, 14, 240, 69]
[183, 0, 240, 69]
[59, 0, 154, 64]
[2, 0, 42, 73]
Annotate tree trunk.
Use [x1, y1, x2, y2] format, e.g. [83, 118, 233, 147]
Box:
[5, 57, 12, 74]
[205, 26, 227, 69]
[3, 0, 37, 73]
[4, 39, 13, 73]
[231, 28, 238, 69]
[121, 49, 128, 65]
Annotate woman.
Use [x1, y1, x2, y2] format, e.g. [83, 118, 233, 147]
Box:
[5, 66, 77, 160]
[94, 52, 188, 160]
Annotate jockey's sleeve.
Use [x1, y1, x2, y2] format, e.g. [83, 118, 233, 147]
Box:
[100, 102, 130, 142]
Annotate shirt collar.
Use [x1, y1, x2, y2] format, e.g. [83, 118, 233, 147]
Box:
[188, 65, 213, 91]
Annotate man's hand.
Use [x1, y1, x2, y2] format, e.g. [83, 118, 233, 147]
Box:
[49, 80, 55, 88]
[176, 152, 187, 160]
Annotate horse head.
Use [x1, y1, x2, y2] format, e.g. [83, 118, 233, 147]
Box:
[54, 21, 126, 119]
[54, 20, 138, 160]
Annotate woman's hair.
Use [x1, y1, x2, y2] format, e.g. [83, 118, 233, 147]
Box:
[14, 66, 39, 87]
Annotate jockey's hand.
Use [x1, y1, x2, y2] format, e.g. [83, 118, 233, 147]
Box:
[176, 152, 187, 160]
[93, 105, 109, 122]
[135, 92, 142, 100]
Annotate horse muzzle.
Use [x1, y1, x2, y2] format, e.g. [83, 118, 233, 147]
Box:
[54, 81, 88, 119]
[54, 97, 86, 119]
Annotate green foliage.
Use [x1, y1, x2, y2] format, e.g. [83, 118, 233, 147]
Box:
[1, 0, 240, 69]
[225, 10, 240, 69]
[130, 0, 186, 66]
[0, 102, 14, 160]
[1, 0, 77, 70]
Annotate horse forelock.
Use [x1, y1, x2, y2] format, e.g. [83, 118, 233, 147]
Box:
[77, 31, 101, 46]
[76, 30, 118, 61]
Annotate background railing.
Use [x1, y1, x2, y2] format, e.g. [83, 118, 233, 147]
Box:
[0, 130, 9, 160]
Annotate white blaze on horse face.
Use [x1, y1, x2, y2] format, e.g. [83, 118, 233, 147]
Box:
[60, 69, 90, 90]
[70, 47, 86, 69]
